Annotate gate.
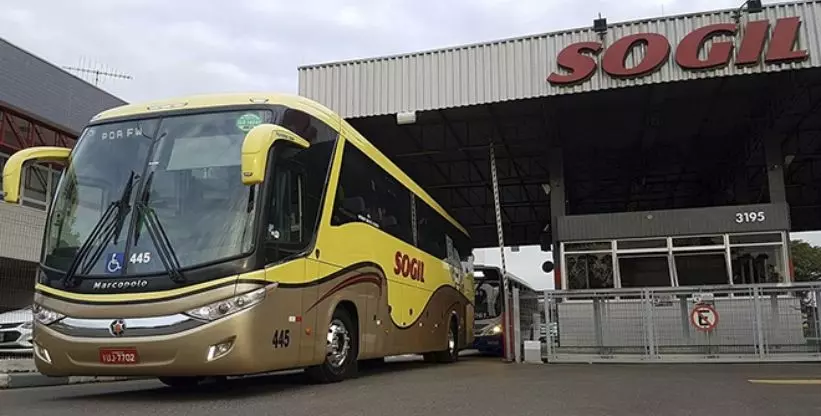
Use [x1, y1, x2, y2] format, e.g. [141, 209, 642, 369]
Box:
[516, 282, 821, 363]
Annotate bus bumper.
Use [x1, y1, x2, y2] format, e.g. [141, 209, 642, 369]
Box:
[31, 301, 309, 378]
[472, 334, 503, 355]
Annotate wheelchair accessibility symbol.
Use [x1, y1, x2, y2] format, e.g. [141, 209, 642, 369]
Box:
[106, 252, 125, 274]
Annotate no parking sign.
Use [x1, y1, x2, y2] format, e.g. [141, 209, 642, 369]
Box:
[690, 304, 719, 332]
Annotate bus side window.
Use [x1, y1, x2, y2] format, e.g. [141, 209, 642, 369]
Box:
[375, 170, 413, 246]
[278, 108, 337, 237]
[331, 143, 372, 226]
[331, 142, 414, 247]
[263, 159, 308, 264]
[416, 201, 446, 259]
[475, 288, 488, 315]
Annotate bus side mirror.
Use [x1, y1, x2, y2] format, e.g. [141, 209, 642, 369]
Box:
[2, 146, 71, 203]
[241, 124, 310, 186]
[542, 261, 555, 274]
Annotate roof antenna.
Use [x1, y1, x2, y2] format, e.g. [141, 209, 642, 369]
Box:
[62, 58, 132, 87]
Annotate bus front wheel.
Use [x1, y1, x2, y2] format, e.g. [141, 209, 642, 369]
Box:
[306, 307, 359, 383]
[424, 317, 459, 363]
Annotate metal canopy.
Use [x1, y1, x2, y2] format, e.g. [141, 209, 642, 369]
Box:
[349, 67, 821, 249]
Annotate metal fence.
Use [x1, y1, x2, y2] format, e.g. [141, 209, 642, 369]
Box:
[514, 282, 821, 363]
[511, 288, 543, 355]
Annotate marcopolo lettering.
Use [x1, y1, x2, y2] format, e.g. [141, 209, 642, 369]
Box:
[92, 280, 149, 290]
[393, 251, 425, 283]
[548, 17, 808, 86]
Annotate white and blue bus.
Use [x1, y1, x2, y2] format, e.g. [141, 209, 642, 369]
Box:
[471, 265, 539, 355]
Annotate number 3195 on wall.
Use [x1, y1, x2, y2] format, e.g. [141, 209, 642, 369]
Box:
[735, 211, 765, 224]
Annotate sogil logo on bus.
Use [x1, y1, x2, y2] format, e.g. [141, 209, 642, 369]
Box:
[548, 17, 808, 86]
[393, 251, 425, 283]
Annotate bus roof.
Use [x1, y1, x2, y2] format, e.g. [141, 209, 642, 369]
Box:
[91, 92, 338, 126]
[473, 264, 535, 291]
[90, 92, 469, 237]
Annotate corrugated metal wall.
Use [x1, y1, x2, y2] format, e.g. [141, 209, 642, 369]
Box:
[298, 1, 821, 119]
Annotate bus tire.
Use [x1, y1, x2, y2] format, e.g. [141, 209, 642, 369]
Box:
[358, 357, 386, 370]
[424, 316, 459, 363]
[306, 306, 358, 384]
[158, 376, 204, 389]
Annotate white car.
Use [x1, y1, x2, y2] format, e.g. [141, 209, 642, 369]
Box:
[0, 307, 33, 356]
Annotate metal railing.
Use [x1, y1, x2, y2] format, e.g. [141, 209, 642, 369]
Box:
[515, 282, 821, 363]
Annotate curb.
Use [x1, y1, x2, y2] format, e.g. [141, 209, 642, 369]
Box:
[0, 372, 136, 389]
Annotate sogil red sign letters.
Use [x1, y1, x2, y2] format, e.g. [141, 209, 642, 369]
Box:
[548, 17, 809, 86]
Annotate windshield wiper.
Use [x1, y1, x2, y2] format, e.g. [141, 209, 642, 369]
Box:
[62, 171, 137, 288]
[133, 171, 185, 284]
[132, 170, 153, 247]
[136, 204, 185, 284]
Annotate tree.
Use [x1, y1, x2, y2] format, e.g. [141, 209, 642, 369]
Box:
[791, 239, 821, 281]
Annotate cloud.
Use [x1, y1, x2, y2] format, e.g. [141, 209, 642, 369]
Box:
[0, 0, 782, 105]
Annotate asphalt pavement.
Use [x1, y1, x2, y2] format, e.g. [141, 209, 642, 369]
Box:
[1, 356, 820, 416]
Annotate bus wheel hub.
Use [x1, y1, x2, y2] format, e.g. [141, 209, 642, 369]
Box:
[326, 318, 350, 367]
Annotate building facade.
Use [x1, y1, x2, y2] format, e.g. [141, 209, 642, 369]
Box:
[298, 1, 821, 291]
[0, 38, 126, 312]
[298, 2, 821, 119]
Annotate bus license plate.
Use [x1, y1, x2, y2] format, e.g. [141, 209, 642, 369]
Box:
[99, 348, 140, 365]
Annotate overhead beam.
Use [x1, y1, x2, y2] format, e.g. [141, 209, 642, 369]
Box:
[486, 105, 542, 222]
[396, 125, 486, 224]
[438, 109, 516, 226]
[425, 177, 550, 190]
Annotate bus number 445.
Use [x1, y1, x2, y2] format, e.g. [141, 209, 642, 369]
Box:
[130, 252, 151, 264]
[272, 329, 290, 348]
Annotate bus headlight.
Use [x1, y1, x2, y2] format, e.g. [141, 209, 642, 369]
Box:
[185, 288, 267, 321]
[480, 323, 503, 336]
[32, 304, 65, 325]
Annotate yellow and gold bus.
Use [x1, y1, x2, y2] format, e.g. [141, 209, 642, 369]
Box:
[2, 93, 475, 387]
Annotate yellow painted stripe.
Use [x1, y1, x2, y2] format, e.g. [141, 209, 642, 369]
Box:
[34, 275, 241, 302]
[748, 379, 821, 385]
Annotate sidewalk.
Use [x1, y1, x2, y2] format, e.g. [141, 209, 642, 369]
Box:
[0, 358, 133, 389]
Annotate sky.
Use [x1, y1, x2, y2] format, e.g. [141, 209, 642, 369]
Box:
[0, 0, 797, 102]
[1, 0, 817, 289]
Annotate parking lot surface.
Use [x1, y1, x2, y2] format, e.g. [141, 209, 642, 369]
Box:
[1, 356, 820, 416]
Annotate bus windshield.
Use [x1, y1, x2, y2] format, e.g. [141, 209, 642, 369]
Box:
[43, 109, 274, 279]
[474, 269, 503, 321]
